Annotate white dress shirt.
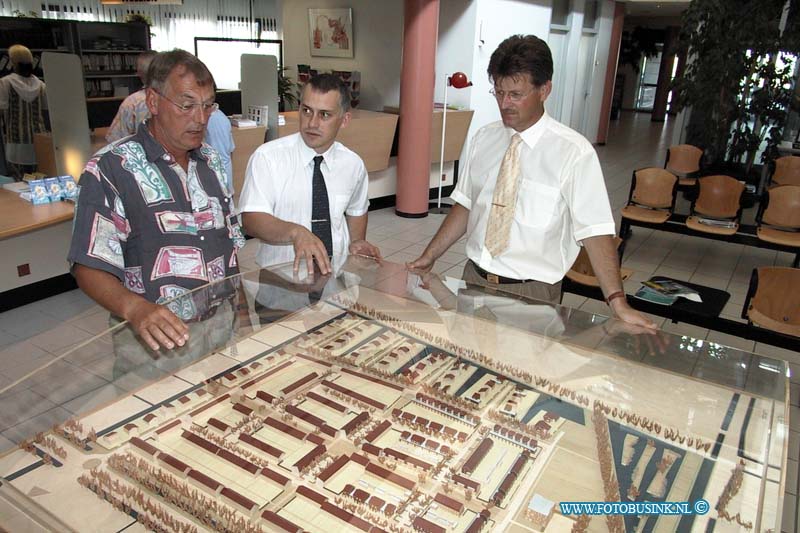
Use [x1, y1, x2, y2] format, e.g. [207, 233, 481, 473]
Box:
[451, 112, 615, 284]
[238, 132, 369, 268]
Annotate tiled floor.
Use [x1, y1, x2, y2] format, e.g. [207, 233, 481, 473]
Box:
[0, 111, 797, 530]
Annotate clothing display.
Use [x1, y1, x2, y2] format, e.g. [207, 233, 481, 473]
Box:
[451, 112, 616, 284]
[68, 122, 245, 317]
[0, 72, 46, 172]
[238, 132, 369, 268]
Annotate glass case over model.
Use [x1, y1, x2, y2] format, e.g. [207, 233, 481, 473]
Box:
[0, 257, 788, 532]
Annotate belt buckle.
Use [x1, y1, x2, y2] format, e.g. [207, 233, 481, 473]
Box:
[487, 273, 500, 284]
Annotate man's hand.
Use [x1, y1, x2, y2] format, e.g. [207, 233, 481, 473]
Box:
[349, 239, 382, 259]
[126, 299, 189, 351]
[291, 226, 332, 275]
[406, 253, 435, 273]
[610, 299, 658, 331]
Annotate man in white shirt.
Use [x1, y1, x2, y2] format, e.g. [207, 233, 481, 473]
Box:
[408, 35, 654, 329]
[239, 73, 380, 277]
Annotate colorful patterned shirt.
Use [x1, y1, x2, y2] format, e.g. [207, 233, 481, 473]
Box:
[106, 89, 149, 143]
[68, 121, 245, 320]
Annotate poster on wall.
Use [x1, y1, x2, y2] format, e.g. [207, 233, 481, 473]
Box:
[308, 8, 354, 58]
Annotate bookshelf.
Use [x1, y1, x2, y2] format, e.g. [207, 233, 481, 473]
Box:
[0, 17, 150, 100]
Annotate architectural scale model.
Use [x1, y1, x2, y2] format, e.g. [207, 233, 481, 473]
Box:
[0, 286, 785, 532]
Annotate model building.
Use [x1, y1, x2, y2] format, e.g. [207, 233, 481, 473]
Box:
[0, 283, 783, 532]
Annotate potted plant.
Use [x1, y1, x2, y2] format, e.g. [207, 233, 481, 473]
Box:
[278, 67, 298, 112]
[674, 0, 797, 182]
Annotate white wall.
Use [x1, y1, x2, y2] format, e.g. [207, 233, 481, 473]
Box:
[435, 0, 478, 110]
[279, 0, 404, 111]
[581, 0, 615, 142]
[467, 0, 553, 147]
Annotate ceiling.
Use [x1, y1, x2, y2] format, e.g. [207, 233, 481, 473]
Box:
[624, 0, 691, 17]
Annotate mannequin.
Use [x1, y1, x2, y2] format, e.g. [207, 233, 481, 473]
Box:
[0, 44, 47, 179]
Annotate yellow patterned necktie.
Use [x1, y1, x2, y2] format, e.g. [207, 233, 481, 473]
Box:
[485, 133, 523, 257]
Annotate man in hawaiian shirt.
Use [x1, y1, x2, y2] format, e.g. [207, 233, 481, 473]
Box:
[68, 50, 245, 352]
[106, 50, 157, 143]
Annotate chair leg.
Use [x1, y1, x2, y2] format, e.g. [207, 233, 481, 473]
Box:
[618, 236, 629, 260]
[619, 220, 631, 240]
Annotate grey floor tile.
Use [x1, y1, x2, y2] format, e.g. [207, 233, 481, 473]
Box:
[0, 433, 15, 454]
[67, 309, 112, 336]
[721, 300, 745, 319]
[440, 264, 466, 279]
[660, 320, 709, 341]
[706, 331, 756, 353]
[688, 273, 730, 291]
[0, 341, 56, 382]
[1, 406, 73, 445]
[61, 382, 130, 418]
[35, 289, 97, 321]
[579, 298, 613, 319]
[385, 250, 421, 265]
[27, 323, 96, 355]
[789, 458, 798, 496]
[0, 308, 62, 343]
[431, 260, 458, 274]
[26, 360, 111, 406]
[0, 328, 21, 349]
[0, 388, 56, 431]
[653, 265, 696, 280]
[561, 293, 588, 309]
[755, 343, 800, 366]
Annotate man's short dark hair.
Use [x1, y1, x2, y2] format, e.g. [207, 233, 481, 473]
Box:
[147, 49, 215, 95]
[305, 73, 351, 113]
[487, 34, 553, 87]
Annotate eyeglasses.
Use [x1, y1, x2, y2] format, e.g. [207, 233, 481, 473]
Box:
[489, 88, 534, 102]
[154, 90, 219, 115]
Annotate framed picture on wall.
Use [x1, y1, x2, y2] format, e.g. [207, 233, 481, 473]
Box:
[308, 8, 354, 58]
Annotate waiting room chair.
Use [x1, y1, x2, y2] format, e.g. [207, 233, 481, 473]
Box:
[756, 185, 800, 267]
[742, 267, 800, 337]
[768, 155, 800, 187]
[566, 237, 633, 288]
[620, 168, 678, 225]
[685, 175, 745, 236]
[665, 144, 703, 187]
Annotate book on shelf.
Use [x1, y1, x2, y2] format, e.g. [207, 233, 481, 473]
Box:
[634, 278, 703, 305]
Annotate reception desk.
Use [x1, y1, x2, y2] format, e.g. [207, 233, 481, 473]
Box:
[0, 189, 74, 298]
[231, 125, 267, 202]
[383, 106, 474, 163]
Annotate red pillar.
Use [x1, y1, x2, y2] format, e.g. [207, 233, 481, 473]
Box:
[596, 1, 625, 144]
[396, 0, 439, 218]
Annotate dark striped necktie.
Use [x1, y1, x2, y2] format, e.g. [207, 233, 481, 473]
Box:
[311, 155, 333, 257]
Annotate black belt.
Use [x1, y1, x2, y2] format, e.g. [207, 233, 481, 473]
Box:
[470, 260, 532, 284]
